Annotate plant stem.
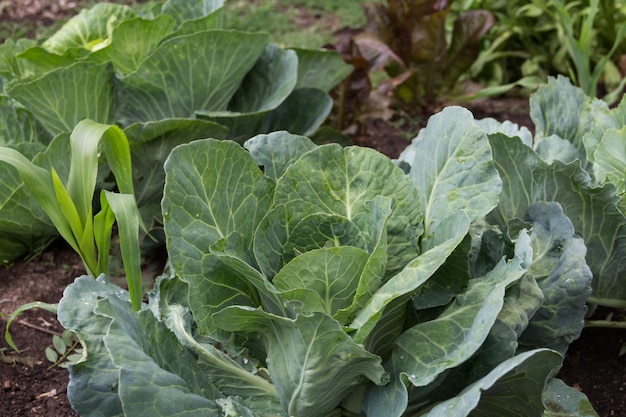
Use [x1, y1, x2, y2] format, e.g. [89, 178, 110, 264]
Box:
[585, 320, 626, 329]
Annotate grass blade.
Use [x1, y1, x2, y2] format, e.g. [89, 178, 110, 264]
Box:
[94, 190, 116, 275]
[104, 191, 142, 310]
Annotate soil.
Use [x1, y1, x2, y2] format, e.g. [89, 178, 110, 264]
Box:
[1, 243, 83, 417]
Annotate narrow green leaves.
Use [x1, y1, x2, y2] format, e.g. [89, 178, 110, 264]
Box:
[0, 119, 142, 308]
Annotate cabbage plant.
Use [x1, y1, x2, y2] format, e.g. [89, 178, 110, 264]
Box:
[57, 110, 596, 416]
[0, 0, 351, 263]
[489, 76, 626, 308]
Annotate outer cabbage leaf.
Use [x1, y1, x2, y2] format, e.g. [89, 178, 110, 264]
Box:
[0, 38, 38, 83]
[198, 87, 333, 141]
[116, 30, 269, 124]
[228, 44, 298, 113]
[6, 61, 115, 137]
[124, 118, 228, 224]
[591, 126, 626, 208]
[489, 133, 626, 306]
[530, 75, 598, 157]
[160, 0, 224, 25]
[520, 202, 593, 355]
[394, 258, 526, 388]
[243, 131, 316, 181]
[211, 307, 386, 417]
[163, 139, 273, 268]
[292, 48, 353, 92]
[424, 349, 562, 417]
[59, 275, 282, 417]
[162, 139, 277, 332]
[0, 95, 47, 145]
[542, 378, 599, 417]
[0, 136, 71, 264]
[404, 106, 502, 248]
[42, 3, 136, 54]
[475, 117, 533, 147]
[93, 15, 177, 75]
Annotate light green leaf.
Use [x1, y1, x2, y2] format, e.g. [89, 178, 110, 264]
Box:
[274, 143, 422, 275]
[117, 30, 269, 124]
[94, 191, 115, 275]
[103, 191, 143, 311]
[394, 258, 526, 387]
[252, 200, 320, 278]
[424, 349, 562, 417]
[282, 213, 367, 263]
[95, 15, 176, 75]
[582, 94, 626, 168]
[6, 61, 115, 137]
[350, 211, 470, 343]
[161, 0, 224, 25]
[4, 301, 58, 351]
[228, 44, 298, 113]
[212, 307, 386, 417]
[407, 106, 501, 245]
[592, 126, 626, 198]
[243, 131, 316, 181]
[475, 117, 533, 147]
[163, 138, 273, 272]
[335, 196, 391, 325]
[534, 134, 581, 164]
[292, 48, 353, 92]
[530, 75, 597, 155]
[42, 3, 136, 53]
[274, 246, 370, 318]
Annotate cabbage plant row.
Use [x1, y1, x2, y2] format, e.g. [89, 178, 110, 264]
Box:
[0, 0, 350, 264]
[57, 100, 599, 415]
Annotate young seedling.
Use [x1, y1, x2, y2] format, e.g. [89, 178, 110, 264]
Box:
[0, 119, 143, 310]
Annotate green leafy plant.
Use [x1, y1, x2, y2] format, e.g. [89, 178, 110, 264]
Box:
[45, 329, 83, 370]
[0, 0, 351, 264]
[57, 120, 596, 416]
[459, 0, 626, 102]
[492, 75, 626, 308]
[538, 0, 626, 102]
[0, 119, 143, 309]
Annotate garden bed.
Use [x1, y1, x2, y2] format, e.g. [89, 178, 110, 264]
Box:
[1, 198, 625, 417]
[1, 1, 625, 416]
